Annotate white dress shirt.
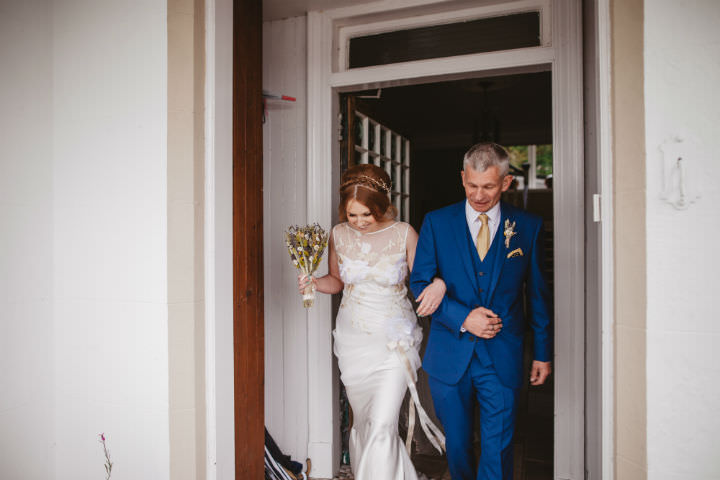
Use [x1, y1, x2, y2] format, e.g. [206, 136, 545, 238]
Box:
[465, 200, 502, 248]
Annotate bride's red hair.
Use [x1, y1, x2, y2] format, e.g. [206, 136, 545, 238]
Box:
[339, 164, 397, 222]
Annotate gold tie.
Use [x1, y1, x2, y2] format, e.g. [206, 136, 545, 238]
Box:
[476, 214, 490, 261]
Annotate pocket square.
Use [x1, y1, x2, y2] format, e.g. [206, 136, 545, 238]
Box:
[507, 248, 523, 258]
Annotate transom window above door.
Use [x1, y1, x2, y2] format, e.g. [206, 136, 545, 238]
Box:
[334, 0, 551, 72]
[349, 12, 541, 69]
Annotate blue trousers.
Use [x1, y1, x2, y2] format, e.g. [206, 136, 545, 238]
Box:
[428, 350, 518, 480]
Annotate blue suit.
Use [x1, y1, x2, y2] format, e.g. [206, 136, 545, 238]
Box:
[410, 200, 552, 480]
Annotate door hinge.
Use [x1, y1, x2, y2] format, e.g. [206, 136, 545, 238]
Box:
[593, 194, 602, 222]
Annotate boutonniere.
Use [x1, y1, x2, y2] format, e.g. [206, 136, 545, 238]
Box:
[503, 219, 517, 249]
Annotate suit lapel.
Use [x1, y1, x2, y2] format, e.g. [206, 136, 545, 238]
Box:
[486, 202, 510, 305]
[451, 202, 481, 292]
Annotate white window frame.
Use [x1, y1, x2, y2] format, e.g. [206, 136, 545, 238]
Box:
[352, 111, 411, 221]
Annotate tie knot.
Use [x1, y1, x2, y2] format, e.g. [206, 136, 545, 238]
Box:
[477, 213, 489, 226]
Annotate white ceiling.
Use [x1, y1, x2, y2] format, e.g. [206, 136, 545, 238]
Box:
[263, 0, 378, 21]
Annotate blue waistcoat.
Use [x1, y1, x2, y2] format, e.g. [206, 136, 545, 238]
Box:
[465, 221, 503, 366]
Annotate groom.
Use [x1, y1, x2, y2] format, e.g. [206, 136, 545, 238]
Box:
[410, 142, 552, 480]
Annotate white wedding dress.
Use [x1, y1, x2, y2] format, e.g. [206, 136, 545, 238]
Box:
[333, 221, 444, 480]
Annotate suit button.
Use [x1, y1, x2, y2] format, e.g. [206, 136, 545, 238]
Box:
[478, 272, 485, 276]
[478, 288, 483, 294]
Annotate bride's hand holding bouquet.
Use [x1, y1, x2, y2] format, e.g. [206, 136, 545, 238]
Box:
[285, 223, 329, 308]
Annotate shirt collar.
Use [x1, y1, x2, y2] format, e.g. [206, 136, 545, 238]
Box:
[465, 199, 501, 226]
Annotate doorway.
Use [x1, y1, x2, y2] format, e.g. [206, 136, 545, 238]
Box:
[307, 2, 586, 479]
[339, 71, 554, 479]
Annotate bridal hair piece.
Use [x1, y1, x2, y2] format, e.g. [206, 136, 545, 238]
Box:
[339, 164, 397, 222]
[340, 174, 391, 194]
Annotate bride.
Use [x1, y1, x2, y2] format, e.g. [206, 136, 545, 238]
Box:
[298, 164, 446, 480]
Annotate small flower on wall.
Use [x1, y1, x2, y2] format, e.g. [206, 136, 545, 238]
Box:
[99, 433, 113, 480]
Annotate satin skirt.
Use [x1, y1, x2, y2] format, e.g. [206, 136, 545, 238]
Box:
[344, 354, 418, 480]
[333, 287, 420, 480]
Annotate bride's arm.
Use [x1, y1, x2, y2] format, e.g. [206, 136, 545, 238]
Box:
[298, 234, 344, 295]
[406, 225, 446, 316]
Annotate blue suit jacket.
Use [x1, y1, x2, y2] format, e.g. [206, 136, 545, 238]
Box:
[410, 201, 552, 389]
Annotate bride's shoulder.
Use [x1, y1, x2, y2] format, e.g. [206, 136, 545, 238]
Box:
[392, 221, 414, 235]
[331, 222, 351, 243]
[388, 221, 416, 247]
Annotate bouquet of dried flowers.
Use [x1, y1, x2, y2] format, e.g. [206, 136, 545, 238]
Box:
[284, 223, 329, 308]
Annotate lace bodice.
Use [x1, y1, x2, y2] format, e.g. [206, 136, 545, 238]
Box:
[333, 221, 410, 288]
[333, 221, 420, 345]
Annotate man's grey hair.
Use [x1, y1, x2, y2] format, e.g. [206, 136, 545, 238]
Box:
[463, 142, 510, 177]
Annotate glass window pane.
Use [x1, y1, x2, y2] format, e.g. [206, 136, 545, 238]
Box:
[345, 113, 410, 221]
[507, 145, 529, 171]
[380, 129, 387, 157]
[354, 115, 365, 147]
[536, 144, 553, 177]
[349, 12, 541, 69]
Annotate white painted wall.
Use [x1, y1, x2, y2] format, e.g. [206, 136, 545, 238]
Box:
[644, 1, 720, 479]
[206, 0, 236, 478]
[1, 1, 172, 479]
[262, 15, 310, 464]
[168, 0, 206, 478]
[0, 1, 54, 479]
[52, 1, 170, 478]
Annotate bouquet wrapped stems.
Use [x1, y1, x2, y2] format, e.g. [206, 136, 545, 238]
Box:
[301, 284, 314, 308]
[284, 224, 329, 308]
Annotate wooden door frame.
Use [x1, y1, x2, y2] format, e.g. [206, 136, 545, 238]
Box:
[204, 0, 265, 478]
[232, 0, 264, 478]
